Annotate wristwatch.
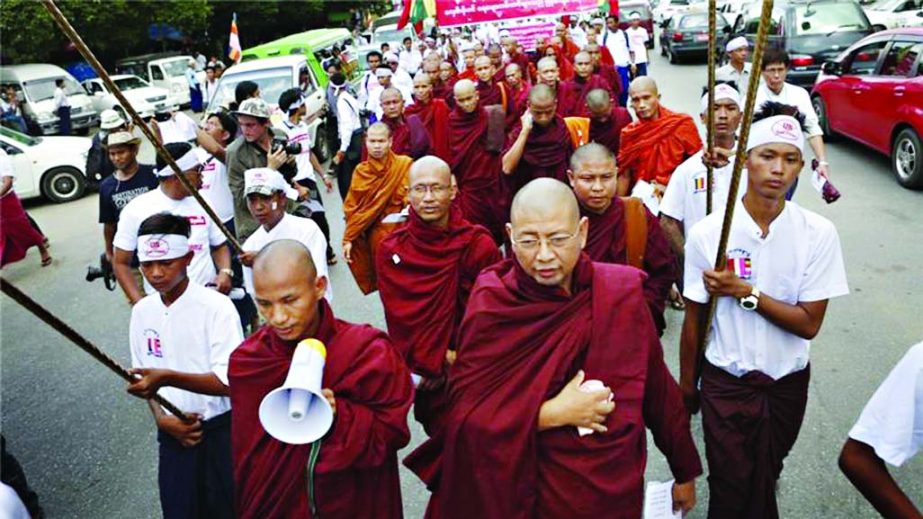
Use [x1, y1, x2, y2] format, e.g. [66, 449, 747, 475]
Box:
[739, 286, 760, 311]
[219, 268, 234, 279]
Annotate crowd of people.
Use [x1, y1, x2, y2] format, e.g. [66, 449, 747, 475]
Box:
[0, 14, 920, 519]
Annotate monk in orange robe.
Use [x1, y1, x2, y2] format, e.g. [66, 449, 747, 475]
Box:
[342, 123, 411, 294]
[617, 77, 702, 196]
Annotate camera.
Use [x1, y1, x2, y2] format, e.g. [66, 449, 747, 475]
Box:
[272, 137, 302, 156]
[153, 111, 172, 123]
[86, 253, 117, 291]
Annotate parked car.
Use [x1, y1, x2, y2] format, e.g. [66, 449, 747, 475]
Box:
[719, 0, 756, 29]
[206, 55, 331, 161]
[660, 11, 732, 63]
[0, 126, 91, 202]
[812, 28, 923, 189]
[619, 1, 657, 49]
[733, 0, 875, 87]
[81, 75, 171, 121]
[114, 53, 203, 108]
[864, 0, 923, 29]
[0, 64, 97, 135]
[653, 0, 707, 24]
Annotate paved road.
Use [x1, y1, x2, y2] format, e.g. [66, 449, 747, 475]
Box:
[2, 50, 921, 518]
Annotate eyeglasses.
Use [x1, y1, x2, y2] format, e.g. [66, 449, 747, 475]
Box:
[410, 184, 450, 196]
[510, 230, 579, 251]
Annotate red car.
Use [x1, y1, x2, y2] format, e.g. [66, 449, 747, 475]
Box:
[812, 28, 923, 189]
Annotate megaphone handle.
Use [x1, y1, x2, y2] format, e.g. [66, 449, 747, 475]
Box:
[307, 439, 322, 517]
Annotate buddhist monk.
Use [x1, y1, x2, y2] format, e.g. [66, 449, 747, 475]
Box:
[504, 63, 530, 116]
[229, 240, 413, 519]
[586, 42, 623, 104]
[566, 143, 675, 334]
[370, 87, 430, 160]
[502, 84, 574, 199]
[561, 51, 613, 117]
[342, 123, 411, 294]
[565, 88, 633, 155]
[472, 56, 514, 123]
[376, 157, 501, 435]
[448, 80, 506, 243]
[405, 72, 451, 161]
[534, 57, 574, 118]
[502, 37, 532, 84]
[406, 178, 702, 519]
[617, 77, 702, 196]
[487, 44, 506, 84]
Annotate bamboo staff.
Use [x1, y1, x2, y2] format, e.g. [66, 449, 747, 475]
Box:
[705, 0, 717, 215]
[695, 0, 775, 381]
[1, 278, 191, 422]
[40, 0, 242, 253]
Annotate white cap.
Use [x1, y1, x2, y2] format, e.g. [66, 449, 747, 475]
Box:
[726, 36, 749, 53]
[591, 18, 605, 25]
[244, 167, 298, 200]
[99, 109, 126, 130]
[384, 51, 399, 63]
[629, 12, 642, 20]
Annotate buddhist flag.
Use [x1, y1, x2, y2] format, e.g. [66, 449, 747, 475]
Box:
[228, 13, 242, 64]
[397, 0, 435, 35]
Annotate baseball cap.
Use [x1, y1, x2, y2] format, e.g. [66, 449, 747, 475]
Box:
[233, 97, 272, 120]
[99, 109, 126, 130]
[106, 131, 140, 147]
[244, 168, 289, 196]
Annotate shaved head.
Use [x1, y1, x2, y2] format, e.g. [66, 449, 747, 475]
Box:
[586, 88, 611, 111]
[628, 76, 661, 121]
[628, 76, 659, 96]
[511, 178, 580, 227]
[413, 71, 432, 85]
[252, 239, 327, 342]
[453, 78, 476, 96]
[413, 71, 433, 103]
[409, 155, 456, 227]
[529, 83, 556, 104]
[254, 239, 317, 282]
[367, 121, 391, 138]
[409, 155, 451, 185]
[366, 122, 392, 159]
[454, 79, 479, 113]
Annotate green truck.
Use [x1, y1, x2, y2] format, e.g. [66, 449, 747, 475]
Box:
[240, 28, 359, 88]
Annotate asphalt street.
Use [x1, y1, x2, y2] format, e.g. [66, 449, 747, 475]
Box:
[2, 49, 921, 518]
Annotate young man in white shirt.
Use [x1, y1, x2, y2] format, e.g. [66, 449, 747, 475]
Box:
[603, 15, 634, 106]
[195, 111, 237, 231]
[753, 48, 830, 198]
[238, 168, 331, 303]
[330, 73, 363, 199]
[52, 79, 71, 135]
[126, 212, 242, 519]
[679, 102, 849, 518]
[839, 340, 923, 518]
[625, 12, 649, 77]
[113, 142, 233, 305]
[717, 36, 752, 88]
[202, 65, 219, 105]
[156, 106, 199, 144]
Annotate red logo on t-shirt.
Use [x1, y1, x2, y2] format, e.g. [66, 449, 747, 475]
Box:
[186, 215, 207, 226]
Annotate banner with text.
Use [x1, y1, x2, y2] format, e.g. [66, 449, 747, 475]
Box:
[500, 22, 557, 51]
[436, 0, 601, 27]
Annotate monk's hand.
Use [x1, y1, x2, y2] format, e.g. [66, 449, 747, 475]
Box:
[680, 379, 700, 415]
[268, 147, 288, 171]
[239, 251, 257, 267]
[321, 388, 337, 417]
[539, 370, 615, 433]
[333, 150, 345, 165]
[672, 480, 697, 515]
[342, 241, 353, 263]
[520, 111, 533, 134]
[157, 413, 204, 448]
[702, 269, 751, 299]
[444, 349, 457, 366]
[127, 368, 171, 400]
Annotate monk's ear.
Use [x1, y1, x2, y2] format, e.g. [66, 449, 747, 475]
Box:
[449, 175, 458, 201]
[566, 169, 576, 188]
[505, 222, 514, 242]
[315, 275, 329, 299]
[577, 216, 589, 250]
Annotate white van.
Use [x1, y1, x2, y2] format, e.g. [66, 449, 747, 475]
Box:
[206, 55, 331, 160]
[114, 53, 204, 108]
[0, 64, 98, 135]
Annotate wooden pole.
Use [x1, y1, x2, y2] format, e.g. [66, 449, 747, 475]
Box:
[705, 0, 717, 215]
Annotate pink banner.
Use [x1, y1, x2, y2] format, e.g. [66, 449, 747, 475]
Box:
[501, 22, 557, 51]
[436, 0, 601, 27]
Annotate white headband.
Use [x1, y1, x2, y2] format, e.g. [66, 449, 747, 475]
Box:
[747, 115, 804, 153]
[137, 233, 190, 262]
[286, 96, 305, 112]
[156, 150, 202, 177]
[700, 83, 741, 113]
[726, 36, 749, 53]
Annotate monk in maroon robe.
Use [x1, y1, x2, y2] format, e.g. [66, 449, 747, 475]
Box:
[405, 72, 451, 161]
[534, 56, 576, 118]
[0, 171, 51, 267]
[377, 157, 501, 435]
[566, 143, 675, 334]
[363, 87, 430, 161]
[229, 240, 412, 519]
[502, 37, 532, 85]
[502, 84, 574, 203]
[561, 51, 614, 117]
[405, 178, 701, 519]
[448, 80, 506, 243]
[469, 56, 514, 125]
[586, 42, 623, 102]
[587, 88, 633, 154]
[503, 63, 530, 115]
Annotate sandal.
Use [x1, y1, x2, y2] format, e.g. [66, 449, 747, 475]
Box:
[668, 285, 685, 310]
[327, 255, 338, 266]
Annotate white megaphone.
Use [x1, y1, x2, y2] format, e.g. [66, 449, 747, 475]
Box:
[258, 338, 334, 444]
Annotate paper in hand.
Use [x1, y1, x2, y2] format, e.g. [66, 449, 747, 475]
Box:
[631, 180, 661, 216]
[644, 480, 682, 519]
[381, 206, 410, 224]
[576, 379, 614, 437]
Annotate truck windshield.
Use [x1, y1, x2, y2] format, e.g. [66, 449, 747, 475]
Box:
[23, 77, 83, 102]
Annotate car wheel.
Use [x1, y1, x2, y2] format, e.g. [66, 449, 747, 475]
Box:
[668, 47, 680, 64]
[811, 95, 836, 141]
[41, 166, 86, 203]
[892, 128, 923, 190]
[661, 41, 667, 56]
[313, 124, 331, 163]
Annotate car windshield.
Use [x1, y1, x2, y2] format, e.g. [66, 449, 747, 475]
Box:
[870, 0, 908, 9]
[374, 28, 413, 45]
[620, 5, 653, 20]
[680, 13, 710, 27]
[160, 59, 190, 77]
[794, 3, 870, 35]
[113, 76, 149, 91]
[23, 77, 83, 102]
[0, 126, 40, 146]
[209, 67, 291, 110]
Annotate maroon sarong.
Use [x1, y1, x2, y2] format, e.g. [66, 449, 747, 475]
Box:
[561, 75, 614, 117]
[0, 192, 45, 267]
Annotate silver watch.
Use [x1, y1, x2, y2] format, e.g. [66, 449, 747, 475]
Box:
[739, 286, 760, 311]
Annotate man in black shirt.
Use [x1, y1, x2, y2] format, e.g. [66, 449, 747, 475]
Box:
[98, 131, 157, 263]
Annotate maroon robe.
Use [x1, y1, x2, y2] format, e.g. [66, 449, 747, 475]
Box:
[405, 256, 702, 518]
[581, 199, 676, 334]
[448, 104, 506, 242]
[376, 206, 501, 433]
[0, 192, 45, 267]
[589, 106, 633, 156]
[475, 79, 515, 125]
[362, 114, 431, 161]
[561, 74, 613, 117]
[503, 115, 573, 201]
[229, 300, 413, 519]
[405, 98, 451, 161]
[595, 64, 623, 101]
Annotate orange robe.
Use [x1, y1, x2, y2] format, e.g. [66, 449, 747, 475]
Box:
[343, 151, 411, 294]
[617, 107, 703, 188]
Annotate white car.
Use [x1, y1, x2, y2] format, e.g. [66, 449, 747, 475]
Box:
[81, 75, 171, 120]
[0, 126, 91, 203]
[654, 0, 707, 23]
[864, 0, 923, 29]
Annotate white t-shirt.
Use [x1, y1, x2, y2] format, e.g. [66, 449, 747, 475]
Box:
[196, 148, 234, 223]
[849, 341, 923, 467]
[53, 86, 70, 109]
[0, 148, 14, 179]
[604, 29, 632, 67]
[113, 187, 227, 293]
[626, 27, 649, 64]
[753, 82, 822, 137]
[0, 483, 29, 519]
[716, 63, 752, 90]
[684, 200, 849, 380]
[661, 150, 747, 235]
[130, 282, 243, 420]
[242, 213, 331, 302]
[159, 112, 199, 144]
[279, 119, 315, 182]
